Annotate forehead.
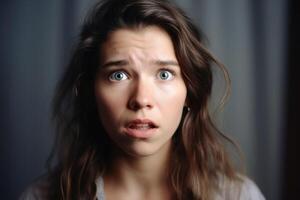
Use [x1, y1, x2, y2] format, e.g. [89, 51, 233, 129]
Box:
[100, 26, 176, 61]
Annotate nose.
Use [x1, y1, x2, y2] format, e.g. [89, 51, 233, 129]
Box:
[128, 78, 154, 111]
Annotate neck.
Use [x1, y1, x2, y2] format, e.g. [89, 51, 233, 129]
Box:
[104, 141, 172, 192]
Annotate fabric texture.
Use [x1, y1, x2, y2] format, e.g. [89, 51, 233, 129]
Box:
[20, 175, 265, 200]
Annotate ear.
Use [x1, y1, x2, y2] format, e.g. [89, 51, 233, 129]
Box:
[184, 98, 190, 107]
[184, 98, 191, 111]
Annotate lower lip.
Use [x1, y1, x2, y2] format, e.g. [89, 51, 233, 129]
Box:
[124, 127, 158, 139]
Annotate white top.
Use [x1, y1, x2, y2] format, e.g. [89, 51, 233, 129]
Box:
[20, 175, 265, 200]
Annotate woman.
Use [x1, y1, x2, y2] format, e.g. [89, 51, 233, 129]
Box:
[21, 0, 265, 199]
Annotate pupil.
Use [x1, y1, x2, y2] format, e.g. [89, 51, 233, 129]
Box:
[116, 73, 123, 79]
[161, 72, 168, 79]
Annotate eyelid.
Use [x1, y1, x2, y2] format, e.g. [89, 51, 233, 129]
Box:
[160, 67, 176, 73]
[157, 68, 176, 80]
[108, 70, 129, 81]
[103, 67, 177, 81]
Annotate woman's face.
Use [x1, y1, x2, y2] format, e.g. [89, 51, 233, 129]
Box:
[94, 26, 187, 157]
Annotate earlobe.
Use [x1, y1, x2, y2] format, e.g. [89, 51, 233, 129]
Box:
[73, 73, 84, 97]
[184, 101, 190, 112]
[184, 105, 190, 112]
[183, 103, 190, 112]
[74, 86, 79, 97]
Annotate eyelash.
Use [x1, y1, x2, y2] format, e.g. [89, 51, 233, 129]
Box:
[107, 68, 176, 81]
[157, 68, 176, 80]
[108, 70, 129, 81]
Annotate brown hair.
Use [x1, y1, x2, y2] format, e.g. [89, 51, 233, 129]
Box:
[49, 0, 241, 199]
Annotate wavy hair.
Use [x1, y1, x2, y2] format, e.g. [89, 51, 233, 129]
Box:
[49, 0, 241, 199]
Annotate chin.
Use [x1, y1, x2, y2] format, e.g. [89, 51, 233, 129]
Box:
[122, 141, 171, 158]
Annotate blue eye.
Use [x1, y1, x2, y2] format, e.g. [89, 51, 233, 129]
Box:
[109, 71, 128, 81]
[158, 70, 173, 80]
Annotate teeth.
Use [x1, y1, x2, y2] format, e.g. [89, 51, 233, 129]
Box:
[130, 124, 152, 129]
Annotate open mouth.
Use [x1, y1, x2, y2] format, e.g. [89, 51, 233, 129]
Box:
[126, 119, 158, 129]
[125, 119, 158, 138]
[128, 123, 157, 129]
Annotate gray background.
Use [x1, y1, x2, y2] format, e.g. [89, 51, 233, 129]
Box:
[0, 0, 287, 199]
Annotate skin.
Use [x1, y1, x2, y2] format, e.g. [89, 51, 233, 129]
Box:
[94, 26, 187, 200]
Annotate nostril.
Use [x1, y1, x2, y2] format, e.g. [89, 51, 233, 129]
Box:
[128, 100, 141, 110]
[128, 95, 153, 110]
[128, 100, 153, 110]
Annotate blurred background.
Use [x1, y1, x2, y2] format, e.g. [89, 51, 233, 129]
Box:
[0, 0, 299, 199]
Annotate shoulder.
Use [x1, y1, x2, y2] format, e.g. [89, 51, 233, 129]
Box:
[19, 174, 54, 200]
[95, 176, 105, 200]
[239, 175, 265, 200]
[215, 174, 266, 200]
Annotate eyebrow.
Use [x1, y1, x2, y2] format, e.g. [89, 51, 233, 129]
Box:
[101, 60, 129, 68]
[154, 60, 179, 67]
[101, 59, 179, 69]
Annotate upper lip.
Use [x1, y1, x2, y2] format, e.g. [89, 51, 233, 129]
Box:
[126, 119, 158, 128]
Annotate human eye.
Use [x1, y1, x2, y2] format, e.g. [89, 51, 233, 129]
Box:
[109, 71, 129, 81]
[157, 69, 175, 80]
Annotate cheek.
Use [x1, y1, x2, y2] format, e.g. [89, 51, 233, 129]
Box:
[159, 82, 187, 106]
[164, 98, 185, 124]
[95, 86, 124, 128]
[159, 84, 187, 130]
